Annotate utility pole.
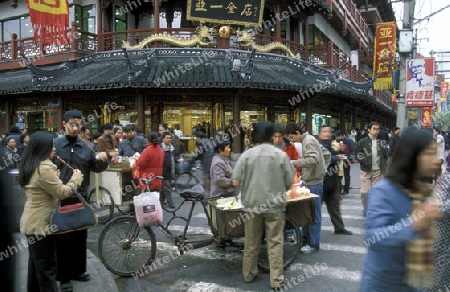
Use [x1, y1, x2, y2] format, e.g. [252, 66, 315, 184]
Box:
[396, 0, 416, 129]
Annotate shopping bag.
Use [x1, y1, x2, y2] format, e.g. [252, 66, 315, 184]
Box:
[134, 191, 163, 227]
[50, 187, 98, 234]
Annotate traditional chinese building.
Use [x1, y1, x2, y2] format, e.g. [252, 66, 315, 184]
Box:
[0, 0, 397, 153]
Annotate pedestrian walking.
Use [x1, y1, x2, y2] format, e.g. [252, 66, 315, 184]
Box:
[360, 127, 442, 291]
[53, 109, 109, 292]
[135, 131, 164, 191]
[354, 122, 388, 216]
[422, 170, 450, 291]
[232, 121, 294, 291]
[286, 122, 328, 253]
[335, 130, 356, 195]
[19, 131, 83, 292]
[318, 126, 352, 235]
[160, 131, 181, 209]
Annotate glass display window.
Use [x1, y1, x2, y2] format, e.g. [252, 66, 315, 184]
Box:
[163, 103, 212, 137]
[13, 101, 60, 135]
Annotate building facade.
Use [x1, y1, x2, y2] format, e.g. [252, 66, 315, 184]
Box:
[0, 0, 397, 153]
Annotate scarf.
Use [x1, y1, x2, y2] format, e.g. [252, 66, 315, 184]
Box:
[404, 182, 435, 288]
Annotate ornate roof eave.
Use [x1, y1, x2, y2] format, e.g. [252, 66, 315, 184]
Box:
[1, 48, 382, 106]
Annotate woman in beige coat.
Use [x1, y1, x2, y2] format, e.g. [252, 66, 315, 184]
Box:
[19, 131, 83, 292]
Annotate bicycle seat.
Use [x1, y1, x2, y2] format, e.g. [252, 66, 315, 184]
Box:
[179, 184, 205, 201]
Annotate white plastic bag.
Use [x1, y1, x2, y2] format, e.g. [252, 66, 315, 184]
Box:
[134, 191, 163, 227]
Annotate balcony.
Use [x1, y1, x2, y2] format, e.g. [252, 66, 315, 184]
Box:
[326, 0, 370, 53]
[0, 24, 391, 109]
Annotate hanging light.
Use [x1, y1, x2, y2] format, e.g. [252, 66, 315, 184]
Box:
[11, 0, 18, 8]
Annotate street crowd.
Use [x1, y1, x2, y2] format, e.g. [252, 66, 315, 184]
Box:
[0, 109, 449, 292]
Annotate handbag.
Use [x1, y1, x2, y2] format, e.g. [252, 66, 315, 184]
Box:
[50, 186, 98, 234]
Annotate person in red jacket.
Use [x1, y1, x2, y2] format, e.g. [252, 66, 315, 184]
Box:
[135, 131, 164, 191]
[273, 124, 301, 179]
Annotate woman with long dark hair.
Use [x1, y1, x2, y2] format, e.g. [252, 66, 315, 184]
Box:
[135, 131, 164, 191]
[360, 127, 442, 291]
[19, 131, 83, 292]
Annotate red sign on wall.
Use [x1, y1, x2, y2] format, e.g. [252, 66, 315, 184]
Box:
[421, 107, 433, 128]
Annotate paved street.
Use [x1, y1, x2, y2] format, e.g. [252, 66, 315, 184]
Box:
[14, 163, 366, 292]
[89, 163, 366, 292]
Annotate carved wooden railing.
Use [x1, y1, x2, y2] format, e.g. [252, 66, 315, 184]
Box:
[326, 0, 370, 53]
[0, 25, 391, 109]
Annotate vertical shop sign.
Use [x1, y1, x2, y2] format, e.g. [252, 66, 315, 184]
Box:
[440, 82, 449, 102]
[373, 22, 396, 90]
[421, 108, 433, 128]
[405, 58, 435, 107]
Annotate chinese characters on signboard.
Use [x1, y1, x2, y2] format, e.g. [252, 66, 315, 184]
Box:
[421, 107, 433, 128]
[405, 58, 435, 107]
[373, 22, 396, 90]
[187, 0, 265, 26]
[440, 81, 449, 102]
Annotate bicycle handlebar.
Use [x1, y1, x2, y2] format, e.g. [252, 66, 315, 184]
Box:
[139, 175, 164, 185]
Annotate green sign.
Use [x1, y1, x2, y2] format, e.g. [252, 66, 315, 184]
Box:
[187, 0, 265, 26]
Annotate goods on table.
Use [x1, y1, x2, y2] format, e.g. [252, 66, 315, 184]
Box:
[286, 186, 310, 199]
[215, 196, 243, 210]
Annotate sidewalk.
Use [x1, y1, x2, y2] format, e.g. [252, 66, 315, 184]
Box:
[14, 233, 118, 292]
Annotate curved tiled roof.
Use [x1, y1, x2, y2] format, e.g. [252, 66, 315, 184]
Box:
[0, 48, 391, 112]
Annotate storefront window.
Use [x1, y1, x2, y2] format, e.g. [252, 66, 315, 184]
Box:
[13, 101, 60, 135]
[163, 103, 212, 137]
[311, 113, 339, 135]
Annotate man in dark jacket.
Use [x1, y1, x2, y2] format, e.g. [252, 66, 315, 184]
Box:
[335, 130, 356, 195]
[118, 124, 147, 157]
[193, 131, 215, 198]
[160, 132, 181, 208]
[318, 126, 352, 235]
[354, 122, 388, 215]
[53, 109, 109, 292]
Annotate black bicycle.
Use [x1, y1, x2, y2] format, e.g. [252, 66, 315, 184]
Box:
[97, 177, 302, 277]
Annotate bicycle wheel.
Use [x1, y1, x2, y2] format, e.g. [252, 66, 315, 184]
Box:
[175, 172, 200, 193]
[88, 186, 114, 224]
[257, 214, 300, 272]
[98, 216, 156, 277]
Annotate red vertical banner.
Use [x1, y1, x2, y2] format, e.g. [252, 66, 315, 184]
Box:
[373, 22, 396, 90]
[421, 108, 433, 128]
[441, 82, 449, 102]
[25, 0, 69, 46]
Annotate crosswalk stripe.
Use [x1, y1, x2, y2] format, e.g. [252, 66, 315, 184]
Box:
[289, 263, 361, 282]
[322, 213, 365, 220]
[320, 225, 364, 235]
[319, 243, 366, 254]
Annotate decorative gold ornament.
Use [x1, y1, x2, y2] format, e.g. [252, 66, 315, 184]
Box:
[236, 30, 298, 57]
[123, 25, 214, 49]
[218, 26, 230, 39]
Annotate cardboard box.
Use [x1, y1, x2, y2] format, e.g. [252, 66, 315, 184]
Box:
[208, 200, 246, 239]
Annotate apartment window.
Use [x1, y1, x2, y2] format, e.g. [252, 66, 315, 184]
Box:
[20, 16, 33, 38]
[308, 25, 329, 50]
[71, 5, 96, 33]
[115, 6, 127, 32]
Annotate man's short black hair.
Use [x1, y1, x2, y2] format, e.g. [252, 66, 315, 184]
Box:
[392, 126, 400, 132]
[161, 131, 171, 139]
[159, 122, 168, 130]
[123, 125, 135, 132]
[103, 123, 114, 130]
[80, 126, 89, 132]
[334, 130, 342, 137]
[274, 124, 285, 135]
[285, 122, 303, 135]
[63, 109, 83, 122]
[195, 131, 205, 138]
[368, 122, 380, 130]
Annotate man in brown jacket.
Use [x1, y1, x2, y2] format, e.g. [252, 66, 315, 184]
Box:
[97, 123, 118, 156]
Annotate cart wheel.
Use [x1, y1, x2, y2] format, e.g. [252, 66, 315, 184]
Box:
[175, 173, 199, 193]
[98, 216, 156, 277]
[88, 186, 114, 224]
[257, 214, 300, 272]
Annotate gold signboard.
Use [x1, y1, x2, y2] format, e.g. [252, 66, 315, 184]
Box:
[187, 0, 265, 27]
